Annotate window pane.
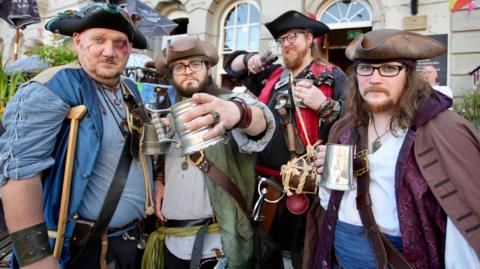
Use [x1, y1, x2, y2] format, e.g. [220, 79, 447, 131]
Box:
[236, 3, 249, 25]
[236, 27, 249, 51]
[225, 9, 236, 26]
[249, 26, 260, 51]
[249, 5, 260, 23]
[224, 29, 234, 51]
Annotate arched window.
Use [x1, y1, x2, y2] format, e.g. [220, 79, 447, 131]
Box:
[221, 1, 260, 53]
[319, 0, 372, 29]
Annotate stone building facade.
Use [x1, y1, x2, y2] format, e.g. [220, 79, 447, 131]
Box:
[1, 0, 479, 95]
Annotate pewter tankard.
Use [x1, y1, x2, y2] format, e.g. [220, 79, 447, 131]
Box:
[319, 144, 355, 191]
[146, 98, 226, 156]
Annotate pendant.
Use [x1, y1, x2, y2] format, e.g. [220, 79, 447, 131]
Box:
[372, 138, 382, 153]
[181, 160, 189, 170]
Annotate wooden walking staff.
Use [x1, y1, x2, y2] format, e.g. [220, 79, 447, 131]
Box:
[53, 105, 88, 258]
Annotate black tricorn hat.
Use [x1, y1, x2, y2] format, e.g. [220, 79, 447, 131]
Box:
[45, 3, 147, 49]
[265, 10, 329, 39]
[345, 29, 446, 61]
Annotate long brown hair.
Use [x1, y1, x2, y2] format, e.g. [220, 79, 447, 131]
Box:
[345, 65, 433, 131]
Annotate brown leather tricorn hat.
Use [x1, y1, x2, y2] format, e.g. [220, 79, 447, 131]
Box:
[345, 29, 446, 61]
[155, 36, 219, 73]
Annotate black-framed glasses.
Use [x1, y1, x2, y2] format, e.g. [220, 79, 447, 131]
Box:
[355, 64, 407, 77]
[172, 61, 205, 74]
[276, 31, 306, 46]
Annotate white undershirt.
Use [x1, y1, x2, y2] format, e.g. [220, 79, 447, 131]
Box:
[162, 138, 222, 260]
[319, 130, 480, 268]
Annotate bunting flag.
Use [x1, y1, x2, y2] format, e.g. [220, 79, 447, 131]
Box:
[449, 0, 473, 12]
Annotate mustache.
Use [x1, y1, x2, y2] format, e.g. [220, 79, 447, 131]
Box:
[364, 86, 390, 96]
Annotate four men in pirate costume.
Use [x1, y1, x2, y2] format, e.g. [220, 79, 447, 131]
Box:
[224, 10, 346, 268]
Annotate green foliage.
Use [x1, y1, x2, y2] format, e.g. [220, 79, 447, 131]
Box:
[0, 56, 27, 120]
[453, 90, 480, 131]
[31, 44, 77, 67]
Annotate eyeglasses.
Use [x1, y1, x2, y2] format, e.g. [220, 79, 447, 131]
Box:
[276, 31, 306, 46]
[355, 64, 407, 77]
[172, 61, 205, 74]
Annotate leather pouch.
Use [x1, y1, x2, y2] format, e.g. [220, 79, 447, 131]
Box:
[71, 218, 96, 247]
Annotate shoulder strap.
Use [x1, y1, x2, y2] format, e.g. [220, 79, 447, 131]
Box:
[354, 126, 413, 269]
[69, 135, 133, 265]
[188, 151, 251, 218]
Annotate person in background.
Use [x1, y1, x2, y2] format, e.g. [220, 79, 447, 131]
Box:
[224, 10, 346, 268]
[1, 3, 156, 269]
[311, 29, 480, 269]
[142, 35, 274, 269]
[420, 65, 454, 99]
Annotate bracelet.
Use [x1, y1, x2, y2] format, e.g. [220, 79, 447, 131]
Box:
[10, 222, 52, 267]
[318, 99, 341, 123]
[243, 52, 256, 69]
[229, 97, 253, 129]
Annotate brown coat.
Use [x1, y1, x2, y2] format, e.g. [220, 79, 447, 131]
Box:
[414, 110, 480, 255]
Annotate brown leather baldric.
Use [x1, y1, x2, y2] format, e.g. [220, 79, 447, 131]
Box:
[354, 126, 413, 269]
[189, 151, 251, 218]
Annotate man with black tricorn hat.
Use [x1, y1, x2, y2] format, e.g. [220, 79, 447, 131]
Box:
[0, 3, 158, 269]
[310, 29, 480, 269]
[141, 36, 274, 269]
[224, 10, 347, 268]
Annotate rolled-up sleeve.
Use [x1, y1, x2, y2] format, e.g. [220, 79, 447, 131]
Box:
[0, 82, 70, 185]
[229, 92, 275, 153]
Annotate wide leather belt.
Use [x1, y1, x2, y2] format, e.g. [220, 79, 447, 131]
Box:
[107, 219, 140, 235]
[164, 217, 216, 228]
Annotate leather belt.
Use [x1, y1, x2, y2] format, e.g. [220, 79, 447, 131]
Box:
[107, 219, 140, 235]
[164, 217, 217, 228]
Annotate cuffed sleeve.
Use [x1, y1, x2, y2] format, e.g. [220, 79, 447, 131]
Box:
[0, 82, 70, 185]
[229, 92, 275, 153]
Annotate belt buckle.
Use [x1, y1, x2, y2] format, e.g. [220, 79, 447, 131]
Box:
[187, 150, 205, 166]
[353, 149, 369, 177]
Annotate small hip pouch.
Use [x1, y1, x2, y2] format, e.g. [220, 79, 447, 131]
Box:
[71, 218, 96, 247]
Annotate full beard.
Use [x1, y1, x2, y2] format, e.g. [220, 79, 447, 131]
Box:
[283, 47, 308, 70]
[172, 75, 213, 98]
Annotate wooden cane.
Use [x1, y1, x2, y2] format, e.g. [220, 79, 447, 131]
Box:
[53, 105, 87, 259]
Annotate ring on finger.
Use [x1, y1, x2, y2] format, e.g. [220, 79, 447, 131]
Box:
[210, 111, 221, 125]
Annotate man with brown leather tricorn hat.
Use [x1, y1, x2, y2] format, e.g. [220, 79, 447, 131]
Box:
[0, 3, 157, 269]
[224, 10, 346, 269]
[141, 36, 274, 269]
[309, 29, 480, 269]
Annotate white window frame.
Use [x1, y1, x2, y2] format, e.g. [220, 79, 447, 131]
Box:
[319, 0, 373, 30]
[219, 1, 261, 54]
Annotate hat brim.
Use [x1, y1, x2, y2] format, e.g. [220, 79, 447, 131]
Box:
[46, 9, 147, 49]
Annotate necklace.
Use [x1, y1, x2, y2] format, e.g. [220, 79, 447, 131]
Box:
[370, 116, 390, 153]
[97, 83, 128, 137]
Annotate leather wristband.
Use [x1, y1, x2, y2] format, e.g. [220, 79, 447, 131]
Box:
[10, 222, 52, 267]
[229, 97, 252, 129]
[242, 52, 256, 69]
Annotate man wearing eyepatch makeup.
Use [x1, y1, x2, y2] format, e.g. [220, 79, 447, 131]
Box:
[0, 3, 157, 269]
[224, 10, 347, 268]
[310, 29, 480, 269]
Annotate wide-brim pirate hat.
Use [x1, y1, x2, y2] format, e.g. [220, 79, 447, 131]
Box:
[45, 3, 147, 49]
[265, 10, 329, 39]
[345, 29, 446, 62]
[155, 36, 219, 73]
